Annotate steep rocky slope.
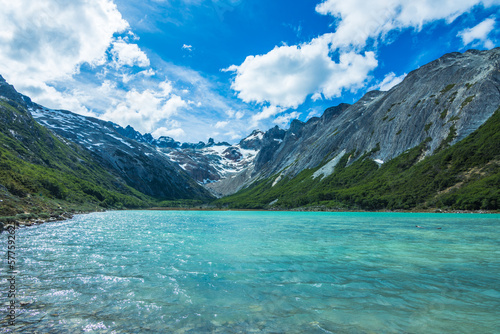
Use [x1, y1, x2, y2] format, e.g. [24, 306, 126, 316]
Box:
[0, 75, 212, 217]
[217, 105, 500, 210]
[214, 48, 500, 197]
[31, 106, 212, 200]
[0, 77, 148, 215]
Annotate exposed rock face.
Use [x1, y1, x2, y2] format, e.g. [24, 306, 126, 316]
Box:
[30, 107, 212, 200]
[213, 48, 500, 195]
[4, 48, 498, 201]
[239, 130, 265, 150]
[223, 147, 243, 161]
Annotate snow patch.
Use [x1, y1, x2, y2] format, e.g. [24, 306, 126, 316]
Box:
[202, 145, 231, 155]
[374, 159, 384, 165]
[238, 148, 258, 160]
[312, 149, 346, 180]
[272, 173, 283, 187]
[243, 132, 264, 141]
[106, 133, 135, 149]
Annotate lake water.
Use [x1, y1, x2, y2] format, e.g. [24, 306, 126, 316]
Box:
[2, 211, 499, 333]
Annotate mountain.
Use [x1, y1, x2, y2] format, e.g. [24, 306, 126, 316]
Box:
[32, 107, 263, 195]
[216, 48, 500, 210]
[31, 107, 212, 200]
[1, 48, 498, 215]
[0, 76, 212, 217]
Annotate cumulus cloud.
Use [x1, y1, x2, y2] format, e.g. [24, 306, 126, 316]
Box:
[225, 34, 378, 109]
[0, 0, 128, 86]
[273, 111, 302, 127]
[214, 121, 229, 128]
[226, 0, 499, 115]
[251, 105, 287, 124]
[315, 0, 499, 48]
[306, 108, 322, 120]
[458, 17, 496, 48]
[111, 39, 150, 67]
[0, 0, 158, 117]
[152, 126, 186, 139]
[101, 83, 188, 134]
[182, 44, 193, 51]
[370, 72, 407, 91]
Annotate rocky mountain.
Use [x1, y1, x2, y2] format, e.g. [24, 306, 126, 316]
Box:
[213, 48, 500, 199]
[1, 48, 498, 213]
[0, 75, 212, 217]
[0, 77, 142, 215]
[31, 105, 266, 193]
[30, 107, 212, 200]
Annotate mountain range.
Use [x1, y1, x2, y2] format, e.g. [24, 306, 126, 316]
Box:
[0, 48, 499, 217]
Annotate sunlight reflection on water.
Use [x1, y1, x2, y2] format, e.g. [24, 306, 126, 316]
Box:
[2, 211, 499, 333]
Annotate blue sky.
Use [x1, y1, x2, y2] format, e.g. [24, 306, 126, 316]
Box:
[0, 0, 499, 143]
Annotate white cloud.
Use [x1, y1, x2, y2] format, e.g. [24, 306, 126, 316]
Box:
[251, 105, 287, 123]
[458, 17, 496, 48]
[111, 39, 150, 67]
[139, 68, 156, 77]
[182, 44, 193, 51]
[152, 126, 186, 139]
[225, 109, 245, 119]
[0, 0, 128, 87]
[215, 121, 229, 128]
[225, 34, 378, 108]
[315, 0, 500, 48]
[273, 111, 301, 127]
[26, 80, 96, 117]
[306, 108, 322, 120]
[0, 0, 158, 116]
[226, 0, 500, 112]
[370, 72, 407, 91]
[101, 84, 188, 133]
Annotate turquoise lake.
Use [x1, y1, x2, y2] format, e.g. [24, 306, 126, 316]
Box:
[2, 211, 499, 333]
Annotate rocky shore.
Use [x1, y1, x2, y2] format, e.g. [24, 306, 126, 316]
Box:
[0, 211, 85, 233]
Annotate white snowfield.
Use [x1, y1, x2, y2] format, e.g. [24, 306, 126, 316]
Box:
[312, 149, 346, 180]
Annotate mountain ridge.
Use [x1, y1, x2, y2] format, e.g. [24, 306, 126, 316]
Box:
[0, 76, 213, 218]
[211, 48, 500, 197]
[1, 48, 499, 215]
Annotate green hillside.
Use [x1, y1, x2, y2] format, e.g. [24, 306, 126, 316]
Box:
[0, 99, 160, 217]
[216, 107, 500, 211]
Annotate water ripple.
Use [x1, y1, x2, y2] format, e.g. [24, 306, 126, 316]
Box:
[1, 211, 499, 333]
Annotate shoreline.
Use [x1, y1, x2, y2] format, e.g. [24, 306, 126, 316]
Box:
[2, 206, 497, 233]
[0, 210, 99, 233]
[147, 206, 498, 214]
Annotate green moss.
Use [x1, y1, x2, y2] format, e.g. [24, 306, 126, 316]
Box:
[437, 125, 457, 152]
[461, 95, 475, 109]
[424, 122, 433, 132]
[396, 129, 402, 135]
[440, 109, 448, 120]
[440, 84, 455, 94]
[449, 91, 458, 103]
